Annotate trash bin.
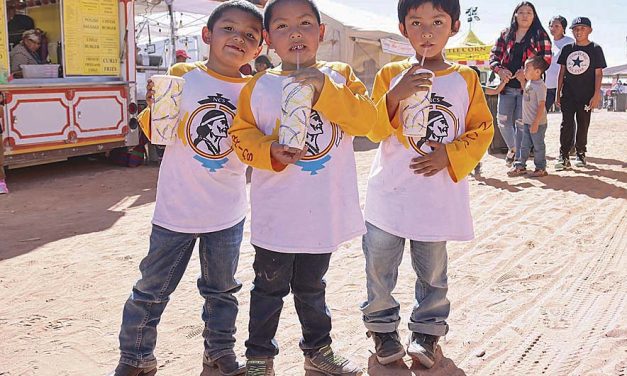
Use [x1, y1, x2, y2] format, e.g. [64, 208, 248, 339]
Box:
[613, 93, 627, 112]
[486, 94, 508, 154]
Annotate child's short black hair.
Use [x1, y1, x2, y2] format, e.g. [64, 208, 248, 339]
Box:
[397, 0, 460, 26]
[206, 0, 264, 44]
[549, 15, 567, 30]
[263, 0, 321, 32]
[526, 55, 549, 73]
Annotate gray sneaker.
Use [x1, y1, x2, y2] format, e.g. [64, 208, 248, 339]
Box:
[203, 354, 246, 376]
[555, 155, 571, 171]
[574, 153, 587, 167]
[407, 332, 439, 369]
[304, 345, 363, 375]
[367, 331, 405, 365]
[245, 358, 274, 376]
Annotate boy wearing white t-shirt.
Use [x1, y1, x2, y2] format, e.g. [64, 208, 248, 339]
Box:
[229, 0, 376, 374]
[112, 2, 263, 376]
[361, 0, 493, 369]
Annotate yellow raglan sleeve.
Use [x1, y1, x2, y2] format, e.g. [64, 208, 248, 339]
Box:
[229, 74, 286, 172]
[368, 63, 405, 143]
[137, 62, 197, 140]
[313, 62, 377, 137]
[445, 68, 494, 182]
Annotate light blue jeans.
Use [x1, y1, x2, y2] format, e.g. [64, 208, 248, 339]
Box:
[514, 123, 548, 170]
[497, 87, 524, 151]
[118, 220, 244, 368]
[361, 222, 450, 337]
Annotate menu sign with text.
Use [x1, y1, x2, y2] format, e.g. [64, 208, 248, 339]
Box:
[63, 0, 120, 76]
[0, 1, 9, 75]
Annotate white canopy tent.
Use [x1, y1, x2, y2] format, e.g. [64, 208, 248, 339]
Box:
[134, 0, 410, 88]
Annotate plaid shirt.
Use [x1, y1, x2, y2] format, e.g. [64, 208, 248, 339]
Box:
[489, 28, 552, 72]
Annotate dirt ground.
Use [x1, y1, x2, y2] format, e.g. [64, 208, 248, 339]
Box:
[0, 111, 625, 376]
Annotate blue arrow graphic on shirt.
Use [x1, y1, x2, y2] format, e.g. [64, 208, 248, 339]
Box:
[194, 155, 228, 172]
[295, 155, 331, 175]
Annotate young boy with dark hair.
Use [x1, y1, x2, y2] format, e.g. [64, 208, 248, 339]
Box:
[111, 2, 264, 375]
[229, 0, 376, 374]
[555, 17, 606, 170]
[361, 0, 493, 369]
[508, 55, 550, 177]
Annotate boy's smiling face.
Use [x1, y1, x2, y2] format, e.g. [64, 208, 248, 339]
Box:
[264, 0, 325, 70]
[571, 25, 592, 44]
[203, 8, 263, 74]
[400, 3, 459, 61]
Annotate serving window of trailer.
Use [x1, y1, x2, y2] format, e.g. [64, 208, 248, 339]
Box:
[1, 0, 121, 80]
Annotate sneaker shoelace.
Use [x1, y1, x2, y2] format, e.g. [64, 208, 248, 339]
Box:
[314, 346, 352, 372]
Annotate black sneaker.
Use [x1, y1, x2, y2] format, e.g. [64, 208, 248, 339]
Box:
[407, 332, 439, 369]
[574, 153, 587, 167]
[555, 155, 571, 171]
[245, 358, 274, 376]
[203, 354, 246, 376]
[367, 331, 406, 365]
[304, 345, 363, 375]
[111, 363, 157, 376]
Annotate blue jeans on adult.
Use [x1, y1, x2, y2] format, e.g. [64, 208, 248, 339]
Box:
[117, 220, 245, 368]
[360, 222, 450, 337]
[245, 246, 332, 358]
[497, 87, 524, 151]
[514, 123, 548, 170]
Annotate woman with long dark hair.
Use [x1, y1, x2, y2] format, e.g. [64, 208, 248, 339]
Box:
[489, 2, 551, 167]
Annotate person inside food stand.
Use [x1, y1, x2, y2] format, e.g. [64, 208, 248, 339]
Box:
[10, 30, 44, 78]
[6, 2, 35, 48]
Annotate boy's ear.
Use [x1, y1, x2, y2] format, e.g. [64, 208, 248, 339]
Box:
[263, 30, 272, 48]
[318, 23, 326, 42]
[399, 23, 408, 38]
[451, 20, 461, 36]
[253, 45, 263, 60]
[202, 26, 211, 45]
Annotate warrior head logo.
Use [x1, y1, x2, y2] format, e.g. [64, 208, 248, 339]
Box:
[306, 110, 324, 155]
[193, 109, 229, 155]
[426, 111, 449, 144]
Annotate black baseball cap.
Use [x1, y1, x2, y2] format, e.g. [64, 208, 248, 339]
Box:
[570, 17, 592, 29]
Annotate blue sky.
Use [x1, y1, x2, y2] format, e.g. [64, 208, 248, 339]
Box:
[340, 0, 627, 66]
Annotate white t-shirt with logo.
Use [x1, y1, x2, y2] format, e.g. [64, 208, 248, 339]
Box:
[139, 62, 249, 233]
[545, 35, 574, 89]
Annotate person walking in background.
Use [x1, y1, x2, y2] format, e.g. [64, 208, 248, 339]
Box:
[489, 1, 551, 167]
[545, 15, 574, 112]
[253, 54, 274, 73]
[555, 17, 606, 170]
[174, 49, 191, 64]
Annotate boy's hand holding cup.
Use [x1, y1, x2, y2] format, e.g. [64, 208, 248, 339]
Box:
[149, 74, 186, 145]
[278, 69, 318, 150]
[391, 63, 434, 138]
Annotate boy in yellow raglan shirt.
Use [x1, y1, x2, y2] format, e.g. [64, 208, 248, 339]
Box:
[360, 0, 493, 369]
[228, 0, 376, 374]
[111, 2, 263, 376]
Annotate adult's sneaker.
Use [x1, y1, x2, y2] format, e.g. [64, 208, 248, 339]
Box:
[505, 149, 515, 167]
[367, 331, 406, 365]
[202, 353, 246, 376]
[110, 363, 157, 376]
[574, 153, 587, 167]
[245, 358, 274, 376]
[304, 345, 363, 375]
[554, 155, 571, 171]
[407, 332, 439, 369]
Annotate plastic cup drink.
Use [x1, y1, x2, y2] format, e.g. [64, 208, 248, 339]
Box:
[150, 74, 185, 145]
[400, 68, 434, 138]
[279, 77, 314, 149]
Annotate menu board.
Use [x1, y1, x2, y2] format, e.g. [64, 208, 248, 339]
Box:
[0, 1, 8, 76]
[63, 0, 120, 76]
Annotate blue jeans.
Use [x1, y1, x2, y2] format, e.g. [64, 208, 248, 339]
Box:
[118, 220, 244, 368]
[245, 246, 332, 358]
[361, 222, 450, 337]
[497, 87, 523, 151]
[514, 123, 548, 170]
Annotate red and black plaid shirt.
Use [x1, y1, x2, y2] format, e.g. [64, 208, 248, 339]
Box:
[489, 28, 552, 72]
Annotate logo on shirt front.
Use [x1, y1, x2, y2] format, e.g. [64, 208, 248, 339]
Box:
[186, 94, 236, 171]
[294, 110, 342, 175]
[408, 94, 458, 155]
[566, 50, 590, 75]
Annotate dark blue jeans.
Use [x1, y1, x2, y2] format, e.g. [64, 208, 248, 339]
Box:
[245, 246, 332, 358]
[118, 220, 244, 368]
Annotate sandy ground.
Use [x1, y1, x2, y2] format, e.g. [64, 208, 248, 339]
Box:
[0, 111, 625, 376]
